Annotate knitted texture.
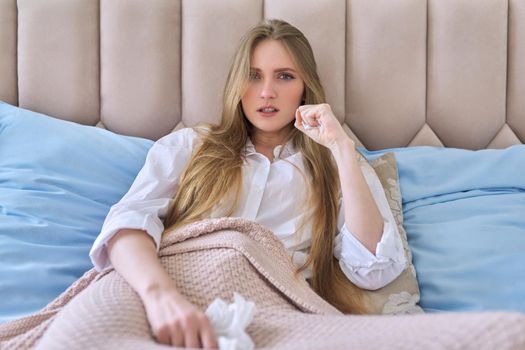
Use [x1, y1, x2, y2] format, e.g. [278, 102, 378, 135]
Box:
[1, 218, 524, 349]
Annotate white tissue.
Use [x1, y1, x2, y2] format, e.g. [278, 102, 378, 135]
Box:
[302, 120, 314, 130]
[205, 293, 256, 350]
[302, 119, 323, 132]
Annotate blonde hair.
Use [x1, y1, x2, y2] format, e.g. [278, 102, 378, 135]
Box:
[163, 19, 367, 314]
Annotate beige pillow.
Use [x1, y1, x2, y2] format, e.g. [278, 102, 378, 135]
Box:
[360, 152, 423, 315]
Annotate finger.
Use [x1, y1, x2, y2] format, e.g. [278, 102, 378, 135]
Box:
[299, 107, 321, 127]
[297, 104, 315, 113]
[295, 107, 303, 124]
[170, 324, 184, 348]
[184, 327, 202, 349]
[154, 327, 172, 346]
[294, 108, 305, 131]
[199, 317, 219, 349]
[297, 108, 317, 129]
[297, 105, 313, 120]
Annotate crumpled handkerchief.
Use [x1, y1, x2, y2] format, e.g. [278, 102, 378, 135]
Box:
[205, 293, 256, 350]
[302, 119, 323, 132]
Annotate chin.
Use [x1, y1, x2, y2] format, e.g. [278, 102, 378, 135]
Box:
[259, 123, 294, 134]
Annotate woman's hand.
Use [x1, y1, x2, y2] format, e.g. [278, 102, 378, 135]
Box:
[141, 284, 218, 349]
[294, 103, 354, 150]
[106, 229, 216, 348]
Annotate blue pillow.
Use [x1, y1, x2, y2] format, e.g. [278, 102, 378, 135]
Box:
[361, 146, 525, 313]
[0, 101, 153, 323]
[2, 99, 523, 320]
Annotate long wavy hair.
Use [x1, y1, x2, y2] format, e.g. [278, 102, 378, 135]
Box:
[163, 19, 367, 314]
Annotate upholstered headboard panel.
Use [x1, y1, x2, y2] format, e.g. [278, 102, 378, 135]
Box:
[0, 0, 524, 150]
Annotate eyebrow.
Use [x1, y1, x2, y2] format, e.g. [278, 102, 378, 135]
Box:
[250, 67, 298, 73]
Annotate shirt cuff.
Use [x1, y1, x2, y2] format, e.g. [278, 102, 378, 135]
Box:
[89, 212, 164, 272]
[334, 221, 407, 290]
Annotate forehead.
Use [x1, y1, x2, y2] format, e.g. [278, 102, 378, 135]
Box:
[250, 39, 297, 70]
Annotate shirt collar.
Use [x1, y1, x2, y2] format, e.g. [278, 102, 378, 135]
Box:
[245, 137, 297, 160]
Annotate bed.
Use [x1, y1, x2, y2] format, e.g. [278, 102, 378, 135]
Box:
[1, 0, 524, 349]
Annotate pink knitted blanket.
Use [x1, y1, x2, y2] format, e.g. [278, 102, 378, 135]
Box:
[1, 218, 524, 349]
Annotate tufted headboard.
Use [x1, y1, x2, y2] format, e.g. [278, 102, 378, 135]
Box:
[0, 0, 524, 150]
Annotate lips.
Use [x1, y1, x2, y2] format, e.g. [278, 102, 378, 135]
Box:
[257, 105, 279, 117]
[257, 105, 279, 113]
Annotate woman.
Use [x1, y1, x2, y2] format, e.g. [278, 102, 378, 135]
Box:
[90, 19, 406, 349]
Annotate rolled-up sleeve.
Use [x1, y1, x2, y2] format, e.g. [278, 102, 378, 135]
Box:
[333, 158, 407, 290]
[89, 128, 198, 271]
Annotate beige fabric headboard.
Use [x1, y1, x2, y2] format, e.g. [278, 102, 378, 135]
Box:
[0, 0, 524, 150]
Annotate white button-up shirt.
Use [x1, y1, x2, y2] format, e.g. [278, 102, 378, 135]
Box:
[90, 128, 406, 290]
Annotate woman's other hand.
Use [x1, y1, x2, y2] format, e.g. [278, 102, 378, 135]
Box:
[295, 103, 354, 150]
[142, 284, 218, 349]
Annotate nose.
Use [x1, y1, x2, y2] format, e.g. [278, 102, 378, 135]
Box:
[259, 78, 277, 99]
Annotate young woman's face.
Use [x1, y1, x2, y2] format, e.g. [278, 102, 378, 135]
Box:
[241, 39, 305, 137]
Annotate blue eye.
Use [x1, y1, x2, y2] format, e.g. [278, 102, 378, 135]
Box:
[278, 72, 294, 80]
